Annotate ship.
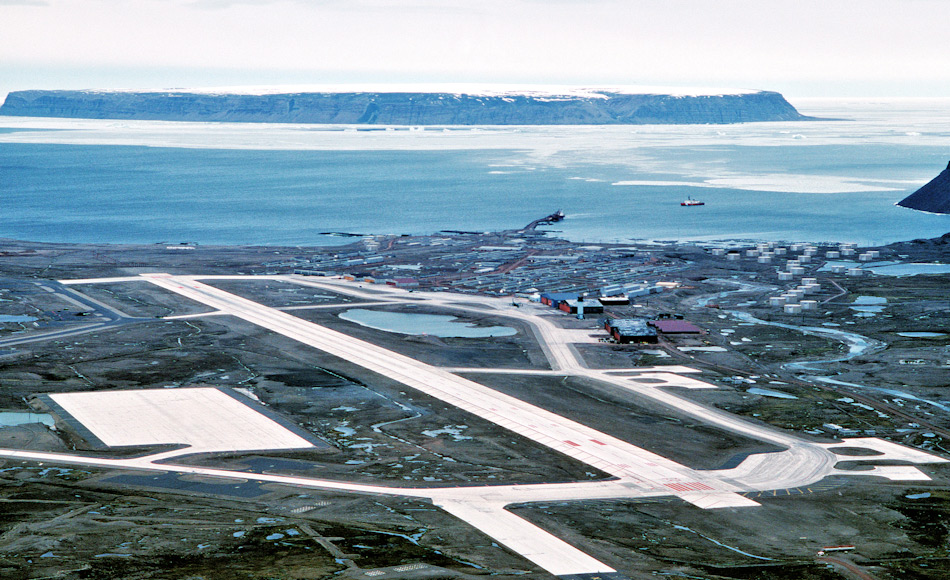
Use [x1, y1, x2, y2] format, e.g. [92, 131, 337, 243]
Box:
[680, 197, 705, 206]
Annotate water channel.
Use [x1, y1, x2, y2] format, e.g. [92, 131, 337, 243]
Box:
[695, 281, 950, 414]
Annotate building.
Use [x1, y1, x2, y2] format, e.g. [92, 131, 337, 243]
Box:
[386, 277, 419, 288]
[603, 317, 658, 344]
[539, 292, 578, 308]
[598, 295, 630, 306]
[559, 297, 604, 316]
[649, 319, 703, 334]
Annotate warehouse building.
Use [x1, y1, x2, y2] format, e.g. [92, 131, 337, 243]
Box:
[649, 319, 703, 334]
[539, 292, 578, 308]
[603, 317, 658, 344]
[558, 296, 604, 316]
[598, 295, 630, 306]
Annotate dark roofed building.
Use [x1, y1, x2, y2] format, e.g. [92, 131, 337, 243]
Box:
[649, 319, 703, 334]
[604, 317, 658, 344]
[540, 292, 579, 307]
[559, 298, 604, 315]
[598, 295, 630, 306]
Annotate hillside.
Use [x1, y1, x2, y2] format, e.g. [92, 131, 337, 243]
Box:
[0, 86, 810, 125]
[897, 161, 950, 214]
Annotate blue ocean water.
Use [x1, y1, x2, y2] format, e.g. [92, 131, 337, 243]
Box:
[1, 121, 948, 246]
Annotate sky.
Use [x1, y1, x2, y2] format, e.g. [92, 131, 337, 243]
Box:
[2, 0, 950, 100]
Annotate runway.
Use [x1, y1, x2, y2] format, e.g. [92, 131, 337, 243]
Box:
[1, 272, 945, 577]
[139, 273, 759, 506]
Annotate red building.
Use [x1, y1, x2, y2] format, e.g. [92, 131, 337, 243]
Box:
[649, 319, 703, 334]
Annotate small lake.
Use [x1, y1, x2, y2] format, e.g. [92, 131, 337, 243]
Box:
[0, 315, 37, 323]
[747, 387, 799, 400]
[339, 309, 517, 338]
[0, 411, 55, 427]
[867, 262, 950, 276]
[896, 331, 946, 338]
[850, 296, 887, 317]
[820, 261, 950, 277]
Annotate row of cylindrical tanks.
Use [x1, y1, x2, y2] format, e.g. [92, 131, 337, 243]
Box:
[712, 242, 864, 262]
[709, 241, 883, 314]
[770, 276, 821, 313]
[712, 241, 874, 278]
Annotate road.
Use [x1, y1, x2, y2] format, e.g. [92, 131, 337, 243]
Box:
[0, 280, 150, 349]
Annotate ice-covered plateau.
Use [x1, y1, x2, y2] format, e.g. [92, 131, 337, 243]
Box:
[0, 85, 809, 125]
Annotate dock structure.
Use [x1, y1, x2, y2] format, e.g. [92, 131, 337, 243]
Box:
[523, 209, 566, 231]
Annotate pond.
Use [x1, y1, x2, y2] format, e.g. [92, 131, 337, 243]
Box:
[747, 387, 799, 400]
[0, 411, 55, 427]
[0, 315, 37, 323]
[896, 331, 946, 338]
[820, 261, 950, 277]
[338, 309, 517, 338]
[850, 296, 887, 317]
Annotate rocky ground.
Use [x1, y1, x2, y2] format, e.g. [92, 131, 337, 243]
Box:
[0, 232, 948, 579]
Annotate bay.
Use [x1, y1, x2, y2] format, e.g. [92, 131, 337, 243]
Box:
[1, 98, 948, 247]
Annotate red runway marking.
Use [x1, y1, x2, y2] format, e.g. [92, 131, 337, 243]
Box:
[564, 440, 580, 446]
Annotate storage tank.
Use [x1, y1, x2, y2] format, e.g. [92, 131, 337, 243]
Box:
[784, 303, 803, 314]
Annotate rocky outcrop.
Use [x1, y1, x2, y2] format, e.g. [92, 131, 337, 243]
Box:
[898, 161, 950, 214]
[0, 88, 810, 125]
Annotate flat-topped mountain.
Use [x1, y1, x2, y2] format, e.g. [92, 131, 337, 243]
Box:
[0, 85, 810, 125]
[898, 161, 950, 214]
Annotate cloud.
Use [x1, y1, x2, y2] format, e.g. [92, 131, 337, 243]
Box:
[2, 0, 950, 95]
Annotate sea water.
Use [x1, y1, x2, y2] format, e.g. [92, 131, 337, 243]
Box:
[1, 98, 948, 246]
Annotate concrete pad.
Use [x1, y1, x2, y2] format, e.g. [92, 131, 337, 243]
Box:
[626, 372, 718, 390]
[48, 387, 314, 453]
[833, 465, 932, 481]
[434, 499, 616, 575]
[624, 366, 703, 374]
[557, 329, 608, 344]
[826, 438, 949, 464]
[680, 491, 760, 509]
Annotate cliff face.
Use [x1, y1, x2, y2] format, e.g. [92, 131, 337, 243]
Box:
[898, 161, 950, 214]
[0, 89, 808, 125]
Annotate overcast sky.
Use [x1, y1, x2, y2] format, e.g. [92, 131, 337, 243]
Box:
[2, 0, 950, 99]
